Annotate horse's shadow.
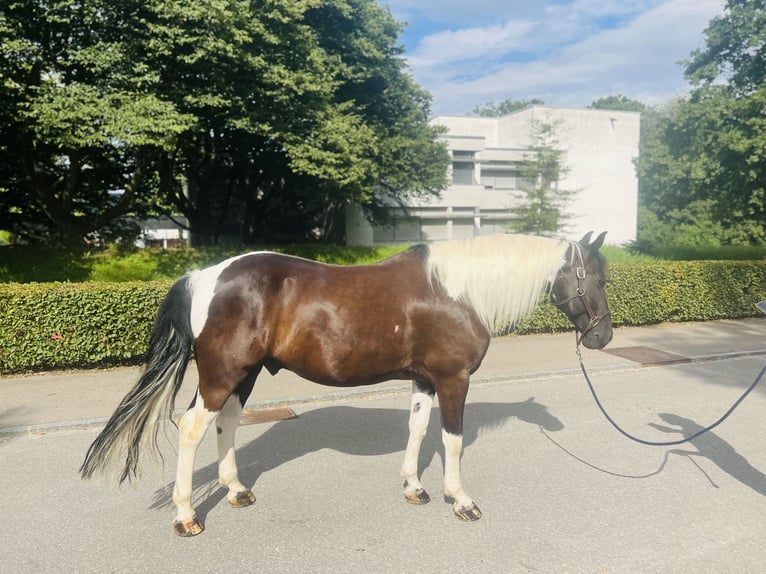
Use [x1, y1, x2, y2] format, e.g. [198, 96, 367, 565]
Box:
[649, 412, 766, 496]
[151, 397, 563, 521]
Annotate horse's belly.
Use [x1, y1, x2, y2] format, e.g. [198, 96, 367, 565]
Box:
[271, 333, 412, 387]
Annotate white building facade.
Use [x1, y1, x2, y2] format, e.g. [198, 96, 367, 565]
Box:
[346, 106, 640, 246]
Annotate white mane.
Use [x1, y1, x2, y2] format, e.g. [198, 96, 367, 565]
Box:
[426, 234, 569, 333]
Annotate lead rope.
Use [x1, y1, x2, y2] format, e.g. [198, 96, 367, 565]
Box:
[576, 341, 766, 446]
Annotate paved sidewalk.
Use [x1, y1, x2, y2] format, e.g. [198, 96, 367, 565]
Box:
[2, 318, 766, 433]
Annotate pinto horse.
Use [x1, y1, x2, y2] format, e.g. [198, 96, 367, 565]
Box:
[81, 231, 612, 536]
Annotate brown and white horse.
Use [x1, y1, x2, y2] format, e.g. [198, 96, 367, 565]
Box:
[81, 231, 612, 536]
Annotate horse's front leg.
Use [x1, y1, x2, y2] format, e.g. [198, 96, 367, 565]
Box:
[437, 375, 482, 521]
[400, 381, 435, 505]
[216, 393, 256, 508]
[173, 393, 218, 536]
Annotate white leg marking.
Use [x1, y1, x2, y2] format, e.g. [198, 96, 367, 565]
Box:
[442, 429, 473, 509]
[216, 394, 248, 502]
[172, 391, 218, 523]
[400, 383, 434, 498]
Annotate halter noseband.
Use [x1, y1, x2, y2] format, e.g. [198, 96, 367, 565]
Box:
[552, 242, 610, 345]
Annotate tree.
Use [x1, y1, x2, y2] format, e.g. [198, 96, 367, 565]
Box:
[0, 0, 194, 244]
[472, 98, 545, 117]
[681, 0, 766, 243]
[506, 118, 577, 236]
[589, 95, 646, 112]
[636, 0, 766, 247]
[684, 0, 766, 97]
[0, 0, 448, 245]
[237, 0, 449, 243]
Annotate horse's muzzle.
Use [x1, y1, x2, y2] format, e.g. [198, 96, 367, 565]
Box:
[578, 313, 613, 349]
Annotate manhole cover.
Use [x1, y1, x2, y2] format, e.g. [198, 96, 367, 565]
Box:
[601, 345, 691, 366]
[239, 407, 298, 426]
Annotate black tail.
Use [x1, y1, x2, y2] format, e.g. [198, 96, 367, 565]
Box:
[80, 277, 194, 482]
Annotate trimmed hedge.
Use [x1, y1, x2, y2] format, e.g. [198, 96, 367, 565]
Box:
[517, 260, 766, 333]
[0, 281, 171, 374]
[2, 260, 766, 374]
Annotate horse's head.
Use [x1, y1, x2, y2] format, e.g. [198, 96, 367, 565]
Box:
[550, 231, 613, 349]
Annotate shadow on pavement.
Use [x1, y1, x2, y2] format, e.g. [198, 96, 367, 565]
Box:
[650, 412, 766, 496]
[542, 411, 766, 496]
[150, 397, 564, 521]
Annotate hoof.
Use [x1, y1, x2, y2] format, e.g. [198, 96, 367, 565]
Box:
[404, 487, 431, 505]
[228, 489, 256, 508]
[453, 502, 482, 522]
[174, 517, 204, 537]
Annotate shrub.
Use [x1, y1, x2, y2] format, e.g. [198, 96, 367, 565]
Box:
[0, 281, 170, 373]
[514, 260, 766, 332]
[2, 259, 766, 375]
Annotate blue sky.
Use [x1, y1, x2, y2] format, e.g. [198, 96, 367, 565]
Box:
[382, 0, 726, 114]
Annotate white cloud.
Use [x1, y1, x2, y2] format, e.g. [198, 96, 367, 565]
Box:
[408, 20, 533, 69]
[385, 0, 547, 26]
[394, 0, 726, 113]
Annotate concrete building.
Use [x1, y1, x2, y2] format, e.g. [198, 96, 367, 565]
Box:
[346, 106, 640, 246]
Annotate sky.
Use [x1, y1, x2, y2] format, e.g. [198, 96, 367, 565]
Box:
[382, 0, 727, 115]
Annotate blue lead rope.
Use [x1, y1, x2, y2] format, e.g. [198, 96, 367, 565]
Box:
[578, 302, 766, 446]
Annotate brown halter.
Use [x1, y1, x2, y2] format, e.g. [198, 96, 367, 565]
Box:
[552, 242, 610, 346]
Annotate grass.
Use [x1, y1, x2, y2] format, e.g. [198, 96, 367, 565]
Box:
[0, 243, 411, 283]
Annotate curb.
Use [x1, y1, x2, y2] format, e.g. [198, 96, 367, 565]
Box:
[2, 349, 766, 439]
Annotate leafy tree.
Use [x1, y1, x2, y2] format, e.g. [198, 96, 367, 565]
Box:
[684, 0, 766, 96]
[0, 0, 194, 244]
[636, 0, 766, 247]
[240, 0, 449, 243]
[506, 118, 577, 236]
[472, 98, 545, 117]
[635, 201, 725, 250]
[589, 95, 646, 112]
[0, 0, 448, 245]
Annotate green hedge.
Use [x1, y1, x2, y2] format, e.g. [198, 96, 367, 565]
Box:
[2, 260, 766, 374]
[516, 260, 766, 333]
[0, 281, 171, 373]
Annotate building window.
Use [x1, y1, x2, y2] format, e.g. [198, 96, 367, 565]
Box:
[451, 150, 476, 185]
[452, 162, 475, 184]
[480, 169, 518, 189]
[479, 160, 523, 189]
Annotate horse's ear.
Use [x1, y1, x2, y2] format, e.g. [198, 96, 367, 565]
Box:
[590, 231, 607, 251]
[579, 231, 594, 245]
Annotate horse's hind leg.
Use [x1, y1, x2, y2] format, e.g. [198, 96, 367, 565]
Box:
[400, 381, 435, 505]
[216, 371, 258, 508]
[437, 374, 482, 521]
[172, 392, 219, 536]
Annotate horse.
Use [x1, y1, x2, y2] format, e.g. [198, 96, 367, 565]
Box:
[80, 231, 613, 536]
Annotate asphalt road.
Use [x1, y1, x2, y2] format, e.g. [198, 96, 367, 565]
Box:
[3, 322, 766, 573]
